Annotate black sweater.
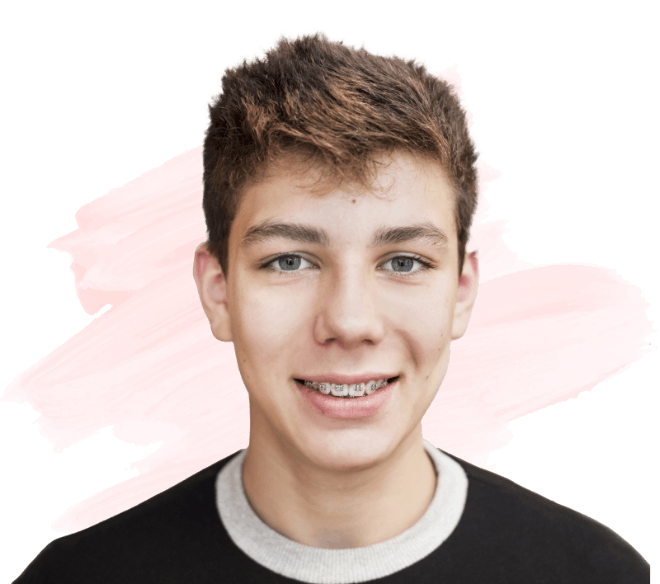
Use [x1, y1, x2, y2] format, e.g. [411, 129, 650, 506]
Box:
[14, 448, 649, 583]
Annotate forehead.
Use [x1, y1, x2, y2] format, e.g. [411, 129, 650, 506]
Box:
[231, 153, 456, 248]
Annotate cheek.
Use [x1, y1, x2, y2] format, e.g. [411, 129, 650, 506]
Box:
[231, 284, 308, 370]
[390, 288, 452, 347]
[386, 288, 454, 390]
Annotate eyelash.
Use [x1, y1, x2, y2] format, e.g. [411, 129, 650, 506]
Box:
[259, 253, 435, 278]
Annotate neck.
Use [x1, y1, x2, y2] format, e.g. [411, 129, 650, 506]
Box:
[242, 427, 437, 549]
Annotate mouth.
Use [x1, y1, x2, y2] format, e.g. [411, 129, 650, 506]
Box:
[294, 376, 400, 398]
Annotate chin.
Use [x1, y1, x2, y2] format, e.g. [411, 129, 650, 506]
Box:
[297, 429, 400, 472]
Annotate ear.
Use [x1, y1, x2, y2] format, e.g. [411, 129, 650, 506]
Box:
[193, 243, 233, 342]
[451, 250, 479, 340]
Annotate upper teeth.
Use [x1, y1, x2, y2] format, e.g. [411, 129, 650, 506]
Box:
[302, 379, 390, 397]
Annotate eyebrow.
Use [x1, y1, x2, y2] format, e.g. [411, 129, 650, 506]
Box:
[240, 219, 449, 249]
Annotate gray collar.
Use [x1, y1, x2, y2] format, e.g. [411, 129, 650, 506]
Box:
[215, 439, 468, 583]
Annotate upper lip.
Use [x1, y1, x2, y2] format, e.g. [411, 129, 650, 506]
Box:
[295, 373, 399, 384]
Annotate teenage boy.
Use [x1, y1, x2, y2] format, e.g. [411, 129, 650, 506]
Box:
[15, 34, 649, 583]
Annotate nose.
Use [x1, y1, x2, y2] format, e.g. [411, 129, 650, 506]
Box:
[314, 263, 385, 349]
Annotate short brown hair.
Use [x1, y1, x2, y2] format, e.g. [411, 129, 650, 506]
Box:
[203, 33, 478, 279]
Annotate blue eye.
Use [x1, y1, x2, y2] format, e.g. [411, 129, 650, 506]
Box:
[261, 253, 434, 277]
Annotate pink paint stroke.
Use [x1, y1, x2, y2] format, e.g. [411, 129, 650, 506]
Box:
[3, 146, 652, 533]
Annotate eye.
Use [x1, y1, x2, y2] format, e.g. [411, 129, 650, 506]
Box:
[380, 255, 434, 277]
[260, 253, 434, 278]
[262, 253, 316, 274]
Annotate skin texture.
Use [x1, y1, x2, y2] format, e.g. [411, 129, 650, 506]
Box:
[194, 152, 479, 549]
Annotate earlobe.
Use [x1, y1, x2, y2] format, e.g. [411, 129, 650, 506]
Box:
[451, 251, 479, 340]
[193, 243, 233, 342]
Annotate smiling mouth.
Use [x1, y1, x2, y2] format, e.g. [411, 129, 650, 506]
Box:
[294, 376, 399, 398]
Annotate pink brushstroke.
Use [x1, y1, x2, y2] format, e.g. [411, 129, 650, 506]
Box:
[3, 146, 652, 533]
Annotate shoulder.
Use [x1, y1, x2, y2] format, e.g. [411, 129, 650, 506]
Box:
[441, 450, 649, 583]
[13, 451, 242, 584]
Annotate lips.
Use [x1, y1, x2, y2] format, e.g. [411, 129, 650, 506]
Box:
[295, 377, 397, 417]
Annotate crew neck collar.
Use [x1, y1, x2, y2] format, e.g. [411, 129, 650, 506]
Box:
[215, 439, 468, 583]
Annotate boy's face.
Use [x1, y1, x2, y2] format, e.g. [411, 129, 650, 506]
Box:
[195, 152, 478, 471]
